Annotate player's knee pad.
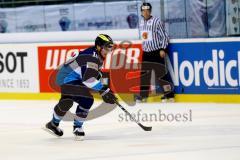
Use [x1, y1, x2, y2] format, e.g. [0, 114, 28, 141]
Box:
[54, 98, 74, 117]
[75, 97, 94, 118]
[76, 96, 94, 110]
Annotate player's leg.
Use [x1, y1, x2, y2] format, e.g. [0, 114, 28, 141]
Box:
[45, 81, 80, 137]
[45, 95, 74, 136]
[139, 52, 152, 102]
[160, 69, 175, 102]
[73, 94, 94, 140]
[153, 51, 175, 102]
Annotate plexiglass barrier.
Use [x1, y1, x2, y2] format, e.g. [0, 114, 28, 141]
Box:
[0, 0, 239, 38]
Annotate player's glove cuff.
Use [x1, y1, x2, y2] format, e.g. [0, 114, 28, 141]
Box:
[99, 87, 117, 104]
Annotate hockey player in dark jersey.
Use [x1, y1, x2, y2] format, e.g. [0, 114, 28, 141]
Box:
[44, 34, 117, 140]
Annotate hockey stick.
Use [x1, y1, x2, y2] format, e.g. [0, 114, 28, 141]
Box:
[115, 100, 152, 131]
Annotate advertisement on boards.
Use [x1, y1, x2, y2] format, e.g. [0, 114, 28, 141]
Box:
[0, 44, 39, 92]
[38, 43, 143, 93]
[168, 40, 240, 94]
[1, 38, 239, 95]
[37, 39, 240, 95]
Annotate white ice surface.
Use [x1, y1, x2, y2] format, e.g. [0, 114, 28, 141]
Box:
[0, 100, 240, 160]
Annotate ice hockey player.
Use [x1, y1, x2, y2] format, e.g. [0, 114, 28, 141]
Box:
[44, 34, 117, 140]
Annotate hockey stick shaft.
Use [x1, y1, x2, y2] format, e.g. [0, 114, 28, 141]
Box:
[115, 101, 152, 131]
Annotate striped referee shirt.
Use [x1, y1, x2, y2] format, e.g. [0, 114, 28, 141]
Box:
[139, 16, 169, 52]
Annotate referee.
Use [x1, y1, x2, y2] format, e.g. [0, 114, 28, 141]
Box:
[138, 2, 174, 102]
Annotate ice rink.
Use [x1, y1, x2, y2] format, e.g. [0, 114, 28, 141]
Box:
[0, 100, 240, 160]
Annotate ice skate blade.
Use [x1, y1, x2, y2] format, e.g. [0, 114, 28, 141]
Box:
[161, 99, 167, 103]
[42, 127, 62, 138]
[74, 136, 84, 141]
[161, 98, 175, 103]
[135, 99, 147, 103]
[168, 98, 175, 103]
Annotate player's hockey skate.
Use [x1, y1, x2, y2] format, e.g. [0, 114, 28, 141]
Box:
[73, 127, 85, 141]
[161, 92, 175, 103]
[43, 121, 63, 137]
[134, 95, 147, 103]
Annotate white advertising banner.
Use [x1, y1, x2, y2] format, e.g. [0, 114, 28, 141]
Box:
[44, 4, 75, 32]
[164, 0, 187, 38]
[226, 0, 240, 35]
[0, 44, 39, 92]
[74, 2, 105, 30]
[206, 0, 226, 37]
[186, 0, 226, 37]
[0, 8, 17, 33]
[148, 0, 161, 18]
[16, 6, 45, 32]
[105, 1, 139, 29]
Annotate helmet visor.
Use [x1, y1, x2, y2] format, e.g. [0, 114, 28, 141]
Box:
[103, 43, 114, 53]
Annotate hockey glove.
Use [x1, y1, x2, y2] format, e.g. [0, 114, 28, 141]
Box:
[99, 87, 117, 104]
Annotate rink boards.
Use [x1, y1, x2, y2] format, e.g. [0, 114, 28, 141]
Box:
[0, 38, 240, 102]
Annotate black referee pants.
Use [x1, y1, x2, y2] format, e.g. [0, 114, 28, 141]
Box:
[140, 49, 173, 99]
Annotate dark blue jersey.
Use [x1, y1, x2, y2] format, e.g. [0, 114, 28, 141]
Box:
[56, 46, 103, 91]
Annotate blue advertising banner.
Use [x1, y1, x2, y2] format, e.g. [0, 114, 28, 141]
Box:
[168, 40, 240, 94]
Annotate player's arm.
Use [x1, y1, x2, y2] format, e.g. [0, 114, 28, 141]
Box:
[82, 59, 103, 91]
[81, 57, 117, 104]
[156, 18, 169, 58]
[157, 18, 169, 50]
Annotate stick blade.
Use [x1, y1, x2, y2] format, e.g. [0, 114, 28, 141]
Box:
[139, 124, 152, 131]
